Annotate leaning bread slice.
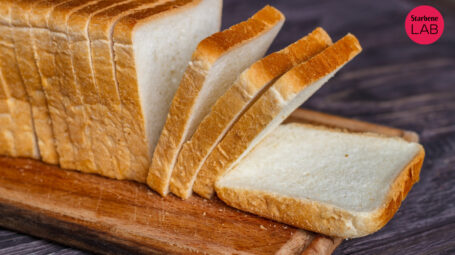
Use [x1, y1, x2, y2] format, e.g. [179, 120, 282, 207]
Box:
[193, 34, 363, 198]
[148, 5, 284, 196]
[10, 0, 59, 164]
[113, 0, 223, 183]
[216, 123, 425, 238]
[0, 1, 39, 159]
[170, 27, 333, 199]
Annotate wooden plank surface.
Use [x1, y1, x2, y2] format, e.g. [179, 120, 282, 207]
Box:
[1, 0, 454, 254]
[0, 109, 416, 255]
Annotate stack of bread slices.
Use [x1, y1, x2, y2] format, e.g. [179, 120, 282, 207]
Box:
[0, 2, 425, 239]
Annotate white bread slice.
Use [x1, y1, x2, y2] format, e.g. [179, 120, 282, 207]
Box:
[113, 0, 223, 182]
[10, 0, 59, 164]
[215, 123, 425, 238]
[193, 34, 363, 199]
[148, 5, 284, 196]
[170, 28, 333, 199]
[0, 75, 16, 156]
[0, 1, 39, 159]
[88, 0, 173, 180]
[29, 0, 81, 168]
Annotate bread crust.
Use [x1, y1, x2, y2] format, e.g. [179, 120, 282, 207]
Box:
[48, 0, 104, 171]
[11, 0, 59, 164]
[170, 28, 332, 199]
[193, 34, 363, 199]
[215, 145, 425, 238]
[148, 5, 284, 196]
[31, 0, 77, 168]
[0, 0, 39, 159]
[66, 0, 132, 175]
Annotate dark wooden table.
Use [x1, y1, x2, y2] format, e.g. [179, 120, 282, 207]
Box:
[1, 0, 454, 254]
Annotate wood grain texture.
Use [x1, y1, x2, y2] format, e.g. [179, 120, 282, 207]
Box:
[0, 0, 453, 254]
[0, 155, 318, 254]
[0, 108, 418, 255]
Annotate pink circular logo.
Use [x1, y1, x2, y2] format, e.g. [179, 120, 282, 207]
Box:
[405, 5, 444, 45]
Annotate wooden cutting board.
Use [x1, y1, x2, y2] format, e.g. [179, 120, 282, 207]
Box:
[0, 108, 418, 255]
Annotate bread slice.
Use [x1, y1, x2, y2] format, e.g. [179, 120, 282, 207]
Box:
[0, 75, 16, 156]
[0, 1, 39, 159]
[170, 28, 333, 199]
[67, 0, 136, 174]
[113, 0, 223, 182]
[10, 0, 59, 164]
[88, 0, 172, 179]
[193, 34, 363, 199]
[216, 123, 425, 238]
[148, 5, 284, 196]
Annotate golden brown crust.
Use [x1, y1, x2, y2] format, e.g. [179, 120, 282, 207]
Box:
[66, 1, 127, 174]
[148, 5, 285, 196]
[215, 147, 425, 238]
[11, 0, 59, 164]
[190, 5, 284, 65]
[30, 0, 76, 169]
[170, 28, 332, 199]
[193, 34, 362, 199]
[0, 1, 39, 159]
[67, 0, 136, 176]
[47, 0, 100, 170]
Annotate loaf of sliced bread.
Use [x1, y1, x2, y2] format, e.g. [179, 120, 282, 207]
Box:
[148, 5, 284, 195]
[112, 0, 223, 182]
[10, 0, 58, 164]
[216, 123, 425, 238]
[0, 0, 39, 159]
[170, 27, 333, 199]
[193, 34, 362, 198]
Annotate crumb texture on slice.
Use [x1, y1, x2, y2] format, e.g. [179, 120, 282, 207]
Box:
[216, 123, 425, 238]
